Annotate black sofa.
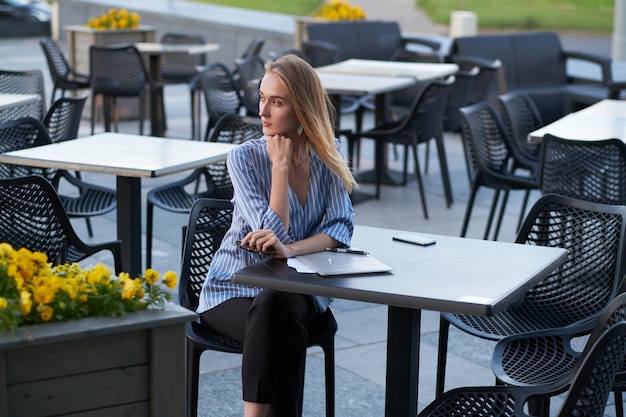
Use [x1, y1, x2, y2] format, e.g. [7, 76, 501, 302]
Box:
[448, 31, 614, 123]
[302, 20, 442, 67]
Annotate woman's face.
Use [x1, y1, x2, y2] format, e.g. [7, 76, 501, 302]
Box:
[258, 71, 300, 137]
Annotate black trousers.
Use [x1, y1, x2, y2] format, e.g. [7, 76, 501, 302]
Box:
[200, 290, 319, 417]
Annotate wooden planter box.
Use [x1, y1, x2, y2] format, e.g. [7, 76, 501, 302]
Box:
[0, 303, 196, 417]
[64, 25, 156, 122]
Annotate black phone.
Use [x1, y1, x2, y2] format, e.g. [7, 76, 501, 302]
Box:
[392, 233, 436, 247]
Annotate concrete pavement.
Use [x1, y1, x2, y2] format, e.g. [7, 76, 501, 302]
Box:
[0, 5, 621, 415]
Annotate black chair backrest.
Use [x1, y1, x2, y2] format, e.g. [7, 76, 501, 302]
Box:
[234, 55, 266, 115]
[459, 101, 518, 182]
[540, 135, 626, 205]
[0, 69, 45, 120]
[239, 37, 265, 59]
[206, 113, 263, 199]
[0, 117, 54, 179]
[89, 45, 148, 96]
[199, 62, 242, 133]
[39, 38, 72, 82]
[43, 96, 87, 143]
[160, 33, 206, 83]
[179, 198, 234, 310]
[0, 175, 77, 265]
[406, 77, 454, 143]
[514, 193, 626, 329]
[558, 321, 626, 417]
[498, 91, 544, 162]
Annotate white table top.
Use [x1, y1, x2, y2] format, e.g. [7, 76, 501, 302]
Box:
[234, 225, 568, 316]
[316, 59, 458, 80]
[0, 133, 238, 178]
[317, 72, 417, 96]
[0, 93, 40, 112]
[134, 42, 219, 55]
[529, 99, 626, 143]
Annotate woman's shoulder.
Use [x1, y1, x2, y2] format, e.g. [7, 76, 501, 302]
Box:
[228, 136, 267, 156]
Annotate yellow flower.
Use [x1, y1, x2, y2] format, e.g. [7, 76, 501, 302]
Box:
[163, 271, 178, 290]
[84, 8, 141, 30]
[19, 291, 32, 315]
[144, 268, 159, 285]
[37, 304, 54, 322]
[313, 0, 367, 20]
[0, 297, 7, 309]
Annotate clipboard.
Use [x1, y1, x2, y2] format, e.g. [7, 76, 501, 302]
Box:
[292, 250, 392, 276]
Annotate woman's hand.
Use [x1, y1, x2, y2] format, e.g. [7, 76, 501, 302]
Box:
[240, 229, 290, 259]
[266, 134, 292, 168]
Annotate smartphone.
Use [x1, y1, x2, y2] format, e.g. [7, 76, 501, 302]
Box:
[392, 233, 436, 247]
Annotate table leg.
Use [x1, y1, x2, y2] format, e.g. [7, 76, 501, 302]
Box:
[385, 306, 421, 417]
[117, 176, 143, 277]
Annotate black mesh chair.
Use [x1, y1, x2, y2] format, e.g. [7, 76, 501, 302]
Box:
[539, 135, 626, 205]
[458, 101, 539, 240]
[422, 320, 626, 417]
[39, 38, 91, 106]
[234, 55, 265, 116]
[497, 91, 545, 168]
[0, 175, 121, 273]
[181, 198, 337, 417]
[436, 193, 626, 400]
[345, 77, 455, 218]
[146, 114, 263, 268]
[0, 109, 117, 239]
[441, 66, 478, 133]
[198, 62, 243, 141]
[231, 37, 265, 90]
[492, 292, 626, 416]
[0, 69, 45, 120]
[160, 33, 208, 139]
[43, 96, 117, 237]
[89, 44, 159, 135]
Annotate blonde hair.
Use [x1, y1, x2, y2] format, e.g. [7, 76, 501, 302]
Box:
[265, 54, 358, 193]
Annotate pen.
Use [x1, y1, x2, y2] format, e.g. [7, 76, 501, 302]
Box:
[325, 247, 369, 255]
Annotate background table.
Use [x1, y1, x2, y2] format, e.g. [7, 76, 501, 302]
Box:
[233, 225, 567, 417]
[528, 99, 626, 143]
[0, 133, 237, 276]
[135, 42, 220, 137]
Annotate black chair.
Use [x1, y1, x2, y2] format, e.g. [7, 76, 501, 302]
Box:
[497, 91, 545, 168]
[539, 134, 626, 205]
[436, 193, 626, 400]
[492, 291, 626, 416]
[160, 33, 208, 139]
[39, 37, 91, 106]
[146, 113, 263, 268]
[346, 77, 455, 218]
[0, 109, 117, 240]
[180, 198, 337, 417]
[234, 54, 265, 116]
[441, 66, 478, 133]
[231, 36, 265, 90]
[422, 320, 626, 417]
[198, 62, 243, 140]
[0, 69, 45, 120]
[89, 44, 159, 135]
[458, 101, 539, 241]
[0, 175, 122, 273]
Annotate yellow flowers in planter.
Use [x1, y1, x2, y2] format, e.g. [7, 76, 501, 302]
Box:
[0, 243, 177, 332]
[85, 8, 141, 30]
[312, 0, 367, 21]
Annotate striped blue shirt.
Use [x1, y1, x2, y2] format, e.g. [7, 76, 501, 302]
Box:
[197, 136, 355, 313]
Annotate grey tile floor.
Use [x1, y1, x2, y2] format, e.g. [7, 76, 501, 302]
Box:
[1, 34, 620, 416]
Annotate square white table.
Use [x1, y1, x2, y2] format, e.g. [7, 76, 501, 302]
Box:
[528, 99, 626, 143]
[0, 133, 237, 276]
[233, 225, 568, 417]
[134, 42, 220, 137]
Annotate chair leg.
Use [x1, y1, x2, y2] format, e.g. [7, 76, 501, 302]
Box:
[615, 391, 624, 417]
[187, 338, 202, 417]
[483, 190, 501, 240]
[190, 90, 197, 140]
[436, 315, 451, 398]
[139, 91, 145, 136]
[492, 190, 510, 241]
[516, 190, 532, 232]
[460, 183, 479, 237]
[85, 218, 94, 238]
[91, 93, 96, 135]
[434, 132, 454, 208]
[410, 140, 429, 219]
[146, 200, 154, 268]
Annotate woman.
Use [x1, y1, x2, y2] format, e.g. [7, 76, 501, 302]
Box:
[197, 54, 357, 417]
